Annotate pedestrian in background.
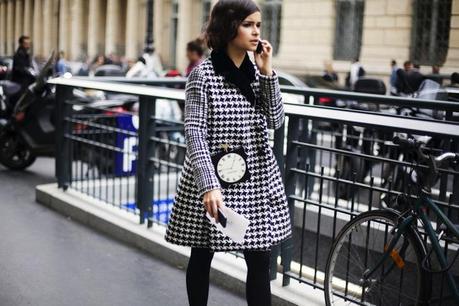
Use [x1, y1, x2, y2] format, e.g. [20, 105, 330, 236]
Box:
[12, 35, 37, 90]
[165, 0, 292, 305]
[185, 39, 205, 76]
[428, 64, 443, 85]
[389, 59, 398, 94]
[407, 63, 425, 91]
[126, 46, 164, 78]
[345, 57, 365, 90]
[395, 60, 425, 94]
[55, 51, 69, 76]
[89, 54, 108, 75]
[403, 60, 413, 72]
[322, 60, 338, 83]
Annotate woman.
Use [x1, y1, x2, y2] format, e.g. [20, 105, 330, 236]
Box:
[165, 1, 292, 305]
[185, 39, 205, 77]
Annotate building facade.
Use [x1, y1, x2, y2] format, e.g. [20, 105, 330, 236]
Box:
[276, 0, 459, 78]
[0, 0, 458, 80]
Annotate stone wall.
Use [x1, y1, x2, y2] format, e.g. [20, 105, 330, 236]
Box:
[1, 0, 458, 80]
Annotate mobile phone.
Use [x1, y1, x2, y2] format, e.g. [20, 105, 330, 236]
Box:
[256, 40, 263, 54]
[217, 208, 227, 228]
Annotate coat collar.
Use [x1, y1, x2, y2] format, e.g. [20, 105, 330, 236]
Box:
[210, 49, 256, 105]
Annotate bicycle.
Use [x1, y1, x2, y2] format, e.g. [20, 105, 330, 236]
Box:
[324, 136, 459, 305]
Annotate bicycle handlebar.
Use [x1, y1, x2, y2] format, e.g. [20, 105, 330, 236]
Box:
[392, 136, 459, 173]
[392, 136, 430, 162]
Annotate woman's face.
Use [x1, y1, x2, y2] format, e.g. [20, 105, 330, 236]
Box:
[229, 11, 261, 52]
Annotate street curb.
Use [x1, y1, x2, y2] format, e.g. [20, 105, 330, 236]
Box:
[36, 183, 325, 306]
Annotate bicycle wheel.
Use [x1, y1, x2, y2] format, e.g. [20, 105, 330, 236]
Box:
[324, 210, 430, 306]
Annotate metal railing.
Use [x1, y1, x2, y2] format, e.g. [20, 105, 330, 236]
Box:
[50, 77, 459, 305]
[277, 87, 459, 305]
[53, 78, 185, 227]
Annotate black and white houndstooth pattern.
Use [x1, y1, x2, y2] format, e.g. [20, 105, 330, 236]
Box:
[164, 58, 292, 251]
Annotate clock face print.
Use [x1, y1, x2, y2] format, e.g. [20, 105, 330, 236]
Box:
[216, 152, 247, 183]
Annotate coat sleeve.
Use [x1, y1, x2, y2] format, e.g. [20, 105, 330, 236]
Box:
[257, 70, 285, 130]
[184, 67, 222, 198]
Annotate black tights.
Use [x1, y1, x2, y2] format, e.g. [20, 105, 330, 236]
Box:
[186, 248, 272, 306]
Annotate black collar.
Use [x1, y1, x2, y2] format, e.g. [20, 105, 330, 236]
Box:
[210, 50, 256, 104]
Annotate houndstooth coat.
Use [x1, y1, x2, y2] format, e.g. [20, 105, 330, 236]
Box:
[164, 57, 292, 251]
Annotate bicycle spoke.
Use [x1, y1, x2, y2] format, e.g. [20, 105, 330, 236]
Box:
[326, 211, 424, 306]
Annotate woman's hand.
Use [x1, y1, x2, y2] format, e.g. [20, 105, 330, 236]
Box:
[203, 189, 224, 222]
[254, 40, 273, 76]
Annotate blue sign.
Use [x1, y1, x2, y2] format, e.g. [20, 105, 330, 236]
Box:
[115, 115, 138, 176]
[122, 197, 174, 224]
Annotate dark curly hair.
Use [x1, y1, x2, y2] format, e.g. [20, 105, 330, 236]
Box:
[205, 0, 260, 51]
[187, 39, 205, 57]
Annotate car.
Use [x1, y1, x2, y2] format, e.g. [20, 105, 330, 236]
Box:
[277, 70, 308, 104]
[277, 71, 308, 88]
[276, 71, 348, 107]
[94, 64, 126, 77]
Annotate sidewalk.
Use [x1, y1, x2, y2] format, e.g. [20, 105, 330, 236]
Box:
[35, 182, 325, 306]
[0, 158, 245, 306]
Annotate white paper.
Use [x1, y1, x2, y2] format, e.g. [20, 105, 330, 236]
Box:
[206, 206, 250, 244]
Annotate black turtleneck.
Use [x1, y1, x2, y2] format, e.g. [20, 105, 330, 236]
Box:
[210, 49, 256, 105]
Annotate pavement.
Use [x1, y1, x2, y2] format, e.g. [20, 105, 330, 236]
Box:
[0, 157, 246, 306]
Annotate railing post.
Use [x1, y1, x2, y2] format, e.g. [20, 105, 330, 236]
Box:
[271, 115, 301, 285]
[136, 96, 156, 227]
[282, 115, 302, 286]
[451, 157, 459, 211]
[55, 84, 74, 190]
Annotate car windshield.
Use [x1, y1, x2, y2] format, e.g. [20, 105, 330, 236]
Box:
[278, 77, 294, 86]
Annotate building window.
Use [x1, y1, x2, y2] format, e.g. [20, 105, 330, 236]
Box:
[170, 0, 179, 68]
[261, 0, 282, 56]
[410, 0, 452, 66]
[333, 0, 364, 61]
[202, 0, 212, 27]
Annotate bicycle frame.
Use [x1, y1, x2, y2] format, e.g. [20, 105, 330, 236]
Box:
[417, 195, 459, 302]
[364, 194, 459, 303]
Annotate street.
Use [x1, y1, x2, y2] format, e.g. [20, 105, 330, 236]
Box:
[0, 157, 246, 306]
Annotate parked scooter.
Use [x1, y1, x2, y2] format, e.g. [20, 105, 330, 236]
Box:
[0, 53, 56, 169]
[0, 80, 22, 117]
[0, 53, 137, 171]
